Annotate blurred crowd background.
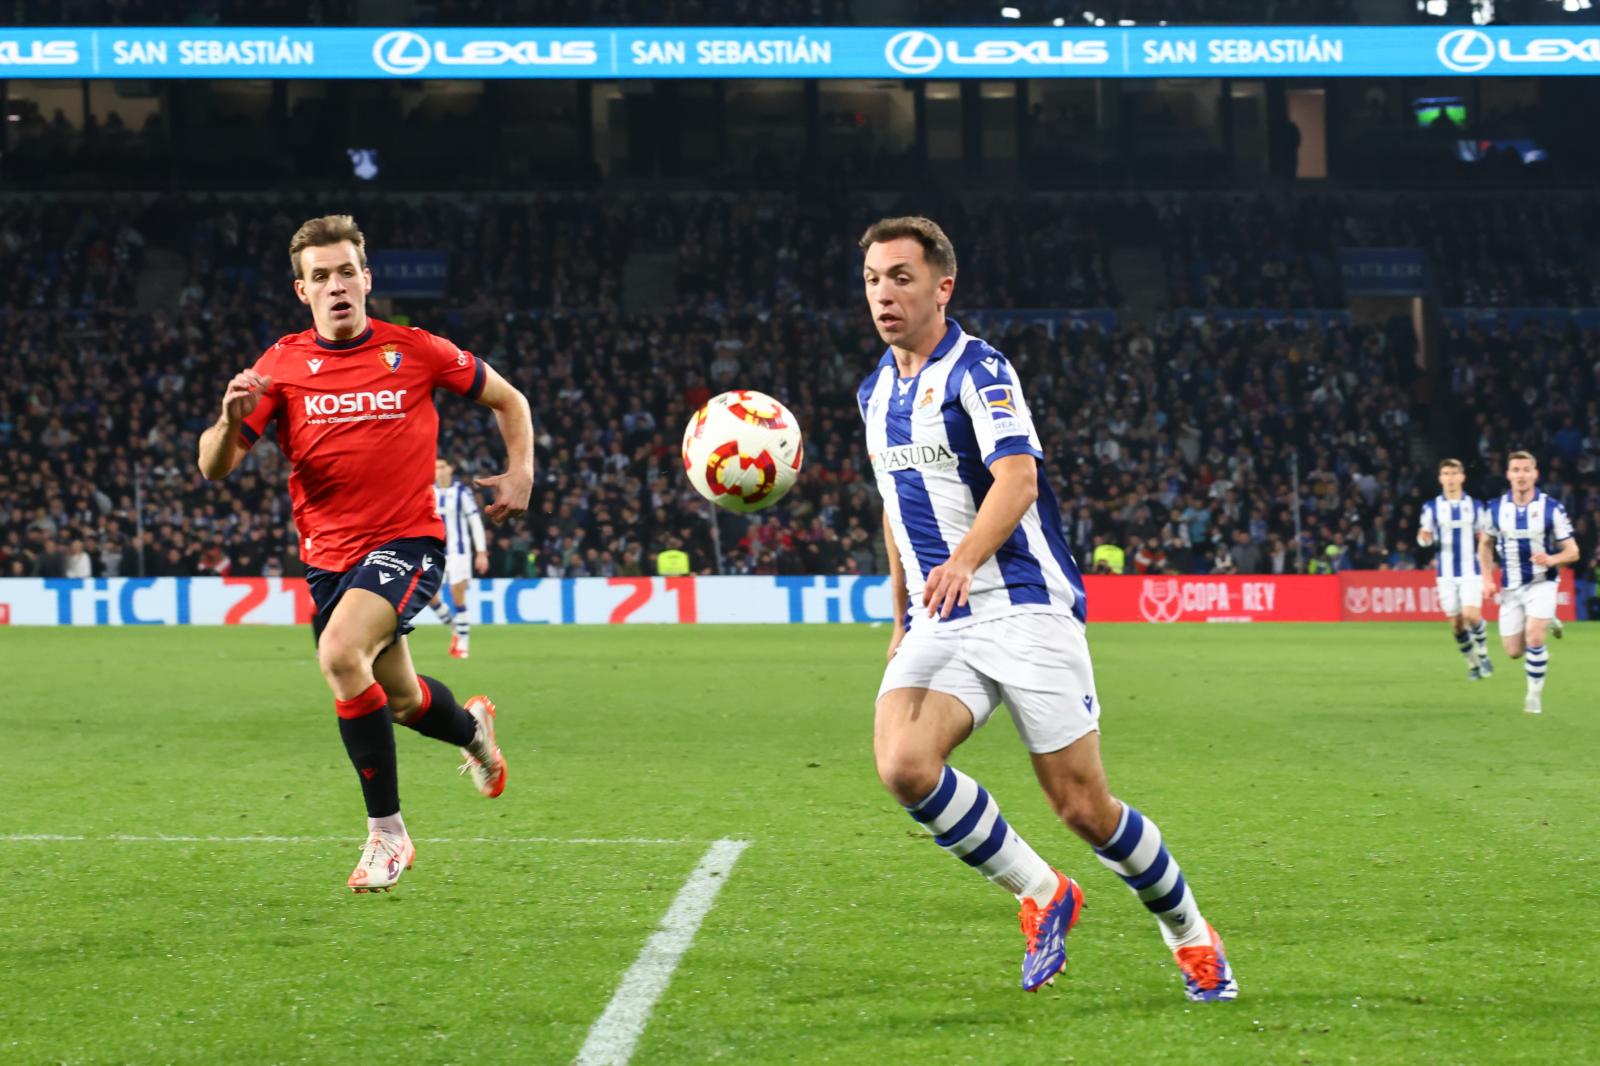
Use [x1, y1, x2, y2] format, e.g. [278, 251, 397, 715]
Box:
[5, 0, 1600, 617]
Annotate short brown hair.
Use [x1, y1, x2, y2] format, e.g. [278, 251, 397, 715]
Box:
[289, 214, 367, 279]
[859, 216, 957, 278]
[1508, 450, 1537, 466]
[1438, 458, 1464, 472]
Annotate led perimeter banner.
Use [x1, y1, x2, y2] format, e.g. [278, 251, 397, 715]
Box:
[2, 26, 1598, 79]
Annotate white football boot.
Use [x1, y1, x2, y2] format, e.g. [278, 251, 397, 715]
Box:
[347, 829, 415, 893]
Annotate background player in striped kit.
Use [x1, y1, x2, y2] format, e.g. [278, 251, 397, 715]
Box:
[1479, 451, 1578, 715]
[858, 217, 1235, 1002]
[428, 456, 488, 659]
[1416, 459, 1493, 680]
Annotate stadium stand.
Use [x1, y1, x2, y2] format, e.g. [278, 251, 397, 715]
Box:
[3, 192, 1597, 591]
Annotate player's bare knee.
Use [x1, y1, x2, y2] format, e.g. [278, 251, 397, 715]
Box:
[875, 749, 942, 806]
[1039, 783, 1119, 842]
[316, 639, 369, 688]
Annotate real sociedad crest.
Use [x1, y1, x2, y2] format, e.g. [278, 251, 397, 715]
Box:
[380, 344, 402, 372]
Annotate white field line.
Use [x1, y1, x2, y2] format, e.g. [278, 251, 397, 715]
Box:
[0, 834, 698, 845]
[575, 838, 750, 1066]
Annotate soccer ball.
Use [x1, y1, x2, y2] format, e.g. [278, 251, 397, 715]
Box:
[682, 390, 804, 513]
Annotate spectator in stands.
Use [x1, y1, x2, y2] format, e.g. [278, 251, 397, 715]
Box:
[656, 539, 691, 576]
[1228, 528, 1264, 574]
[33, 538, 66, 578]
[63, 538, 92, 578]
[1091, 536, 1126, 575]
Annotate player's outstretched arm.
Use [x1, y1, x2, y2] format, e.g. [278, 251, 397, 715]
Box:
[471, 363, 534, 524]
[197, 369, 271, 480]
[883, 512, 909, 659]
[923, 453, 1038, 620]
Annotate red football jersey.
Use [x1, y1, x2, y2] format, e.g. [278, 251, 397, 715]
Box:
[237, 318, 486, 571]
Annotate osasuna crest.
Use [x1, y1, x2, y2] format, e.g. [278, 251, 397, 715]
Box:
[379, 343, 403, 372]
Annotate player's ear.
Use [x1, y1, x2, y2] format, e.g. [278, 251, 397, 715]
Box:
[293, 277, 309, 305]
[936, 273, 955, 310]
[361, 266, 373, 295]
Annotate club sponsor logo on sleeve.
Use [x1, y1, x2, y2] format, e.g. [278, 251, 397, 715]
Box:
[980, 383, 1025, 436]
[980, 383, 1017, 416]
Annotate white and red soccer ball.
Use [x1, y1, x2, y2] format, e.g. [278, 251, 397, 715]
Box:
[681, 390, 804, 513]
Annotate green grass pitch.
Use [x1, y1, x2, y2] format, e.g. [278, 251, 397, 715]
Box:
[3, 623, 1597, 1065]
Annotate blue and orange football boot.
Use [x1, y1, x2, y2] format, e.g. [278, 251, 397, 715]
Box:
[1018, 870, 1085, 991]
[1173, 923, 1239, 1001]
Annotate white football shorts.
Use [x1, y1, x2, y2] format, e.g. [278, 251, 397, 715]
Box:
[878, 611, 1101, 754]
[444, 553, 473, 586]
[1436, 576, 1483, 617]
[1497, 580, 1558, 636]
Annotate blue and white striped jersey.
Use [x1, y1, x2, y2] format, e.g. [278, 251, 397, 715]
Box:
[858, 320, 1086, 629]
[1417, 494, 1487, 579]
[1483, 492, 1573, 590]
[434, 480, 485, 558]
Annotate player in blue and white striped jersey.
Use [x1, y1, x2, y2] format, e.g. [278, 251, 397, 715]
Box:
[858, 217, 1234, 1002]
[1478, 451, 1578, 715]
[427, 457, 487, 659]
[1416, 458, 1493, 680]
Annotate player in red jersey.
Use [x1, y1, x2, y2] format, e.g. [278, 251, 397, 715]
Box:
[197, 215, 533, 892]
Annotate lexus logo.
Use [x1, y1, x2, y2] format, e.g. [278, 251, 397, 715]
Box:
[373, 30, 431, 75]
[1437, 29, 1495, 73]
[885, 30, 944, 75]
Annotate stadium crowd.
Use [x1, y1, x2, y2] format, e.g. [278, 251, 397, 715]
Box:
[2, 193, 1598, 615]
[1160, 193, 1600, 311]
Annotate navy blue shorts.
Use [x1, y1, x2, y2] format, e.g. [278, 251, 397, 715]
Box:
[306, 537, 446, 646]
